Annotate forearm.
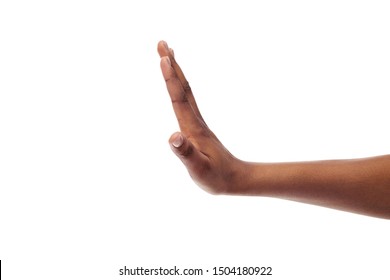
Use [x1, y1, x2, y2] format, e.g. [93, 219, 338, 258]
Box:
[232, 155, 390, 219]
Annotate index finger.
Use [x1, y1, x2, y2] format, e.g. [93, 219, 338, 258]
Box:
[158, 41, 205, 123]
[160, 56, 202, 134]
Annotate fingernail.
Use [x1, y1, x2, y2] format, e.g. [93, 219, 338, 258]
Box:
[165, 56, 171, 66]
[172, 134, 183, 148]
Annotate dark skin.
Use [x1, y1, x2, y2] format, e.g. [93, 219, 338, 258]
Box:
[158, 40, 390, 219]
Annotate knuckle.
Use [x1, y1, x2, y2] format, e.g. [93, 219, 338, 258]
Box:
[177, 142, 193, 157]
[171, 90, 189, 104]
[182, 80, 191, 92]
[181, 145, 194, 157]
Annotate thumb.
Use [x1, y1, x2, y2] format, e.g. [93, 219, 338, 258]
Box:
[169, 132, 209, 174]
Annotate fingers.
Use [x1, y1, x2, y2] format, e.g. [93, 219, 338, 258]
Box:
[157, 41, 205, 123]
[160, 56, 201, 133]
[169, 132, 210, 175]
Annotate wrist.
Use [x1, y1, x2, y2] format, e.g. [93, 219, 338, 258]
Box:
[225, 160, 265, 196]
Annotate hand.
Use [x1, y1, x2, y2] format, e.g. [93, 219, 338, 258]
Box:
[158, 41, 245, 194]
[157, 41, 390, 218]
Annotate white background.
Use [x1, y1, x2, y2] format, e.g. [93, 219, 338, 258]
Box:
[1, 0, 389, 279]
